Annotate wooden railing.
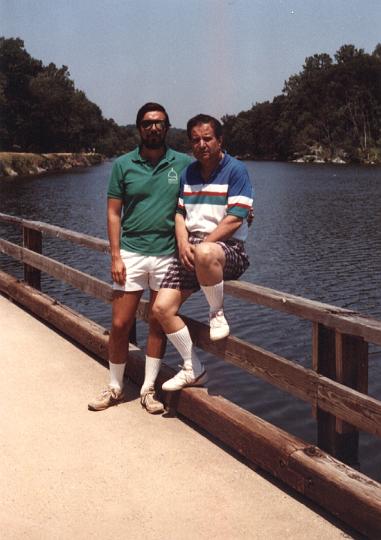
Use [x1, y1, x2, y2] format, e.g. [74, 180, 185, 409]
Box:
[1, 212, 381, 537]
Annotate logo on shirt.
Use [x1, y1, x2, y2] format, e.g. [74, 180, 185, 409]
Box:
[167, 167, 178, 184]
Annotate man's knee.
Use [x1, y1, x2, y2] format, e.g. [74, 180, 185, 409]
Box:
[152, 292, 179, 322]
[111, 314, 133, 334]
[194, 242, 223, 268]
[149, 304, 162, 327]
[151, 297, 166, 321]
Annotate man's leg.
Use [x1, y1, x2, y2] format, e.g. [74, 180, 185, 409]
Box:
[140, 290, 167, 413]
[152, 288, 208, 391]
[88, 290, 143, 411]
[194, 242, 230, 340]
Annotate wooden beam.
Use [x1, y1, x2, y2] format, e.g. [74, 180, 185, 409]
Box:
[0, 238, 113, 302]
[0, 272, 110, 361]
[226, 280, 381, 346]
[0, 213, 109, 252]
[0, 213, 23, 225]
[317, 376, 381, 437]
[289, 446, 381, 538]
[21, 219, 109, 252]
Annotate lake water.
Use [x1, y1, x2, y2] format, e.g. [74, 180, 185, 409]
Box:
[1, 160, 381, 481]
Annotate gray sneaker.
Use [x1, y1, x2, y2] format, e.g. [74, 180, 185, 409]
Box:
[141, 388, 165, 414]
[88, 385, 124, 411]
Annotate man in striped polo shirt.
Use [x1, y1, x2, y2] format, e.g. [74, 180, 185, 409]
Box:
[153, 114, 253, 391]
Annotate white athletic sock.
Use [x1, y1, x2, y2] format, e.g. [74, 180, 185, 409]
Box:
[141, 356, 162, 395]
[109, 361, 126, 390]
[167, 326, 203, 376]
[201, 281, 224, 313]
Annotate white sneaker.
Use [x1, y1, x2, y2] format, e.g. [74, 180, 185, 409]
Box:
[162, 368, 208, 392]
[209, 309, 230, 341]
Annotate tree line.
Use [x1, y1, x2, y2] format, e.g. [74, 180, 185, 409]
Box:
[1, 37, 380, 162]
[222, 44, 381, 163]
[0, 37, 188, 156]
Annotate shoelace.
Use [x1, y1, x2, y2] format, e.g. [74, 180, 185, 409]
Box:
[143, 390, 156, 400]
[141, 392, 152, 406]
[99, 387, 119, 398]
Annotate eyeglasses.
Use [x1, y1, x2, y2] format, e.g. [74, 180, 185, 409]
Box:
[140, 119, 167, 130]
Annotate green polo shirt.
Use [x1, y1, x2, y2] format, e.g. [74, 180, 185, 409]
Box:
[107, 147, 192, 255]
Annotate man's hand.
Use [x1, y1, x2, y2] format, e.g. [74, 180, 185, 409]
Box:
[111, 255, 126, 285]
[179, 241, 195, 271]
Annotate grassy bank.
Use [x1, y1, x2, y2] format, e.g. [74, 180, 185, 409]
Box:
[0, 152, 104, 178]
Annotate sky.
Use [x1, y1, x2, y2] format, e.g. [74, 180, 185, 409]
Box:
[1, 0, 380, 128]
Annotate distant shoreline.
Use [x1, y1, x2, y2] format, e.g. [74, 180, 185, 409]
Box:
[235, 153, 380, 165]
[0, 152, 104, 179]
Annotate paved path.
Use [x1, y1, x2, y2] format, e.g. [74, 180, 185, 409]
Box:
[0, 294, 356, 539]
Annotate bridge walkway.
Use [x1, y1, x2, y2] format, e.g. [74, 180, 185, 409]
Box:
[0, 294, 356, 539]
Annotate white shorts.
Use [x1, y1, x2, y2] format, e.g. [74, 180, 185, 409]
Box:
[113, 249, 174, 292]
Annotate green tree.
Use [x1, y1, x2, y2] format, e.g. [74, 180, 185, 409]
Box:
[0, 37, 43, 149]
[0, 36, 141, 155]
[222, 43, 381, 163]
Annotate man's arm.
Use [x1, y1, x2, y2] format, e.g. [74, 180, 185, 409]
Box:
[220, 161, 253, 238]
[204, 215, 243, 243]
[107, 198, 126, 285]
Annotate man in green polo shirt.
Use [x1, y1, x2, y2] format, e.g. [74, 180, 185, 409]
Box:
[88, 103, 191, 413]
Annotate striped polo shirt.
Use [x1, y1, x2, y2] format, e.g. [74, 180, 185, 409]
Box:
[176, 153, 253, 241]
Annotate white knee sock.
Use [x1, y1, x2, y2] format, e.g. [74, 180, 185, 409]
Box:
[201, 281, 224, 313]
[109, 361, 126, 390]
[167, 326, 203, 376]
[141, 356, 162, 395]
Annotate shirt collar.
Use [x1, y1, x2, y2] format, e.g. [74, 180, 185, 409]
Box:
[131, 146, 175, 164]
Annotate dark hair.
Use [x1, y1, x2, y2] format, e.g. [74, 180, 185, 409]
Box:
[186, 114, 222, 139]
[136, 102, 170, 128]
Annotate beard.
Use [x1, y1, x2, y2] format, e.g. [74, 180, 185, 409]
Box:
[142, 139, 166, 150]
[141, 132, 166, 150]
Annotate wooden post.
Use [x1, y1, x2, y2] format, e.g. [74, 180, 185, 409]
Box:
[334, 331, 368, 464]
[313, 322, 368, 465]
[23, 226, 42, 290]
[313, 323, 337, 457]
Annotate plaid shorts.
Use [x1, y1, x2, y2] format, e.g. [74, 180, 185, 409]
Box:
[160, 235, 250, 291]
